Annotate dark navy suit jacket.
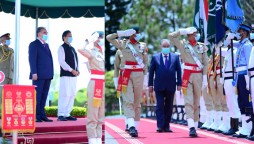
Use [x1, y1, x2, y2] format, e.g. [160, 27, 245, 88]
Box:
[29, 39, 54, 79]
[148, 52, 182, 92]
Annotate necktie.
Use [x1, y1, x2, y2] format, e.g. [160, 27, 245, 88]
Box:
[43, 43, 50, 54]
[164, 55, 168, 68]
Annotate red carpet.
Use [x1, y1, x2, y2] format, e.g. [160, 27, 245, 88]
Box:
[2, 118, 105, 144]
[106, 118, 253, 144]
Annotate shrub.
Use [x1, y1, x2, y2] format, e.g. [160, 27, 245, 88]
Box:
[45, 106, 87, 117]
[51, 88, 87, 107]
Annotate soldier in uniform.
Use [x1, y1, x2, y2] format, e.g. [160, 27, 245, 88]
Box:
[78, 31, 105, 144]
[107, 26, 148, 137]
[113, 49, 129, 131]
[219, 40, 241, 135]
[0, 33, 14, 106]
[224, 24, 253, 138]
[169, 27, 209, 137]
[201, 53, 230, 132]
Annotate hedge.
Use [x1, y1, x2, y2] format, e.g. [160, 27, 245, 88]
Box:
[45, 106, 87, 117]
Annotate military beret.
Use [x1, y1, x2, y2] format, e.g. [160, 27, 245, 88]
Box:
[92, 31, 104, 38]
[129, 26, 140, 33]
[239, 23, 251, 32]
[0, 33, 11, 39]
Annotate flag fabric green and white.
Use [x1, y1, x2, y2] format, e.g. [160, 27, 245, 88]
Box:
[193, 0, 208, 44]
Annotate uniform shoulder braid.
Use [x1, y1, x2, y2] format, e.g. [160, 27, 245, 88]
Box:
[138, 42, 147, 54]
[197, 42, 208, 53]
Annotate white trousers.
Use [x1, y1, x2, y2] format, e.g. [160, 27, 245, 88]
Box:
[58, 76, 77, 117]
[224, 79, 241, 118]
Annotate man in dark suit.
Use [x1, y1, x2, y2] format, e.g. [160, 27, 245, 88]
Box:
[148, 39, 182, 132]
[29, 27, 54, 122]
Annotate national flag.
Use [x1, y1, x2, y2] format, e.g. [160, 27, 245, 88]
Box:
[193, 0, 209, 44]
[225, 0, 244, 33]
[207, 0, 216, 52]
[215, 0, 227, 44]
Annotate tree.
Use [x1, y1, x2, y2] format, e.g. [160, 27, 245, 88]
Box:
[105, 0, 132, 71]
[241, 0, 254, 25]
[121, 0, 195, 53]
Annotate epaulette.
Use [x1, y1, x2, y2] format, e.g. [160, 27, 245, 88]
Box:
[9, 48, 14, 53]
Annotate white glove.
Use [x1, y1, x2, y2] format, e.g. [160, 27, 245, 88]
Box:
[202, 75, 208, 88]
[215, 41, 223, 54]
[88, 32, 99, 43]
[117, 29, 136, 37]
[223, 32, 236, 47]
[179, 27, 197, 35]
[113, 77, 118, 90]
[245, 75, 250, 90]
[220, 77, 224, 84]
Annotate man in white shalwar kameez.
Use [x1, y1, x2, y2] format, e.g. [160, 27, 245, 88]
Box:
[57, 30, 79, 121]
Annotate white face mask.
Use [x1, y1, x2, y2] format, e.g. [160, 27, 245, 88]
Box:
[98, 39, 104, 46]
[250, 33, 254, 41]
[195, 33, 201, 41]
[5, 39, 10, 46]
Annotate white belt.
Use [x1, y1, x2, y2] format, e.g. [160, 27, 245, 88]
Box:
[250, 71, 254, 76]
[216, 69, 221, 74]
[235, 66, 247, 72]
[184, 65, 202, 71]
[124, 65, 143, 69]
[223, 72, 233, 77]
[91, 74, 104, 80]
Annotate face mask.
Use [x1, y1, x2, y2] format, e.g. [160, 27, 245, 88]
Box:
[98, 39, 104, 46]
[5, 39, 10, 46]
[162, 47, 170, 55]
[68, 37, 73, 43]
[134, 33, 142, 41]
[235, 32, 241, 40]
[195, 33, 200, 41]
[42, 34, 48, 41]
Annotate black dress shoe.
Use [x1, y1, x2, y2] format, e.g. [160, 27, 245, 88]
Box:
[36, 119, 42, 122]
[57, 116, 67, 121]
[222, 128, 237, 135]
[214, 129, 222, 133]
[125, 124, 129, 132]
[189, 127, 198, 137]
[66, 116, 77, 121]
[157, 127, 163, 133]
[247, 135, 254, 141]
[232, 133, 247, 138]
[200, 126, 207, 130]
[41, 117, 53, 122]
[164, 128, 173, 132]
[129, 126, 138, 137]
[198, 122, 203, 128]
[206, 128, 215, 131]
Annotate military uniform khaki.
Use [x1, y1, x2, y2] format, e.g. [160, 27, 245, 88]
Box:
[107, 33, 148, 122]
[79, 46, 105, 139]
[0, 45, 14, 110]
[113, 50, 128, 120]
[169, 31, 209, 124]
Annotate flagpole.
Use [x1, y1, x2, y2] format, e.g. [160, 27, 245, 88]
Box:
[13, 0, 21, 85]
[230, 39, 234, 79]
